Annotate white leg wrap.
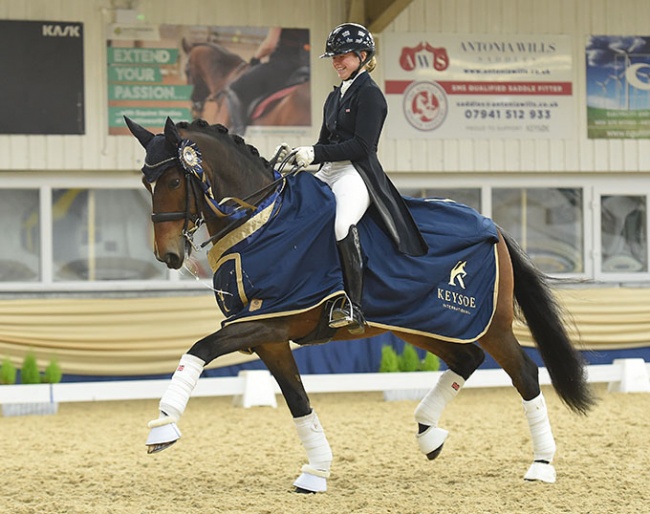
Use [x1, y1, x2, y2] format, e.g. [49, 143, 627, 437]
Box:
[158, 354, 205, 420]
[522, 393, 556, 463]
[292, 410, 332, 492]
[523, 393, 557, 483]
[414, 370, 465, 426]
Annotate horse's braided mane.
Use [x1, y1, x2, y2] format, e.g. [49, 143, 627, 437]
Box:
[176, 119, 271, 171]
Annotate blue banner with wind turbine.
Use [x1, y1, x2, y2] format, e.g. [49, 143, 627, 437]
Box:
[586, 36, 650, 139]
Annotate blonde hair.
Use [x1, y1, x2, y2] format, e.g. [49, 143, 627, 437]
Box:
[365, 56, 377, 73]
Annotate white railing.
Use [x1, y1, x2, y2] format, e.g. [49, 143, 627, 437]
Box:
[0, 359, 648, 408]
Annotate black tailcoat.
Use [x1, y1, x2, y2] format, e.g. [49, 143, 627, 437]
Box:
[312, 72, 428, 256]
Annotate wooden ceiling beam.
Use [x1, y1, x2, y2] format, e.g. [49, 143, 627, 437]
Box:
[347, 0, 414, 34]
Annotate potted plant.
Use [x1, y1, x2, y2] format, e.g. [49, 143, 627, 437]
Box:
[381, 344, 441, 401]
[2, 353, 61, 417]
[0, 358, 17, 385]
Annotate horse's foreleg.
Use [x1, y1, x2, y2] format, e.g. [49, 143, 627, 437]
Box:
[146, 321, 290, 454]
[398, 335, 486, 461]
[255, 344, 332, 493]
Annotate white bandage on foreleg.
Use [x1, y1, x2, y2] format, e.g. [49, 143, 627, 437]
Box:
[293, 410, 333, 476]
[523, 393, 556, 463]
[414, 370, 465, 426]
[158, 354, 205, 420]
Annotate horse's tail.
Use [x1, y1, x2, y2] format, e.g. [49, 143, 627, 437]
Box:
[500, 229, 595, 414]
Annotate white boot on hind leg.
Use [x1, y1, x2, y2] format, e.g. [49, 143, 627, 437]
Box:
[522, 393, 557, 483]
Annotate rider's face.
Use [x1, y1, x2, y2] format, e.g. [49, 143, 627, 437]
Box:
[331, 51, 364, 80]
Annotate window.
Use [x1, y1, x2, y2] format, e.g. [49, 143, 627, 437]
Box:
[2, 174, 649, 291]
[52, 188, 164, 281]
[0, 189, 40, 282]
[492, 188, 584, 273]
[600, 195, 647, 273]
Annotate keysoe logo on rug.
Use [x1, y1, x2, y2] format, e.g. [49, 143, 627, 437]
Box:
[437, 260, 477, 315]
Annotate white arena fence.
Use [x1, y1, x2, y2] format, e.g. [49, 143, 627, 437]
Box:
[0, 359, 648, 409]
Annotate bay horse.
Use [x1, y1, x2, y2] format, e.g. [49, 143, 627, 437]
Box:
[125, 116, 594, 493]
[182, 39, 310, 133]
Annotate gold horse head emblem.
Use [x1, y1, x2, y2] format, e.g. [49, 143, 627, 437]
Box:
[448, 261, 467, 289]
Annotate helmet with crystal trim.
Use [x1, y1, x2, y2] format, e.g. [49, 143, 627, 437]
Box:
[320, 23, 375, 60]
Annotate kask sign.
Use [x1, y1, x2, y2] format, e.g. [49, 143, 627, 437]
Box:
[383, 34, 574, 139]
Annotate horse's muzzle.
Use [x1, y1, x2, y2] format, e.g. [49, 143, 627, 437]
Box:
[159, 252, 183, 270]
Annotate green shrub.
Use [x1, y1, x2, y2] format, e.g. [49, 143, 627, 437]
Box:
[0, 358, 17, 385]
[420, 352, 440, 372]
[399, 344, 420, 372]
[43, 359, 63, 384]
[21, 353, 41, 384]
[379, 345, 400, 372]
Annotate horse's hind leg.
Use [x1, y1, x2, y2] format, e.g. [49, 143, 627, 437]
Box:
[397, 333, 486, 461]
[254, 344, 332, 493]
[479, 327, 557, 483]
[477, 236, 557, 482]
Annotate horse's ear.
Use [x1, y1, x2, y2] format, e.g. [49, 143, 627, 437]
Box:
[124, 116, 155, 149]
[164, 117, 182, 146]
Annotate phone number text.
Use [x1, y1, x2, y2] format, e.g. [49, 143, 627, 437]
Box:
[464, 109, 551, 120]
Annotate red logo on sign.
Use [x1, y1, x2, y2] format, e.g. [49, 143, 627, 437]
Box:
[399, 43, 449, 72]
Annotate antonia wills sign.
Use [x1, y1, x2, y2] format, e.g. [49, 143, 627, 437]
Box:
[382, 34, 574, 140]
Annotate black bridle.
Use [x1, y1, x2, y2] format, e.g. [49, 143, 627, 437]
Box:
[150, 149, 303, 251]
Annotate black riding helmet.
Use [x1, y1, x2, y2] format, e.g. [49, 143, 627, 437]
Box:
[320, 23, 375, 71]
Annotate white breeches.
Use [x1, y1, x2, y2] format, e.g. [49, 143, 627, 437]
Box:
[315, 161, 371, 241]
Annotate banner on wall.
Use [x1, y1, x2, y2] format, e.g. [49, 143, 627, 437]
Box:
[107, 25, 311, 136]
[0, 20, 85, 135]
[586, 36, 650, 139]
[383, 34, 574, 139]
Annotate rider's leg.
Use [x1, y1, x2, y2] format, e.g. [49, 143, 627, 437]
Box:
[331, 224, 366, 334]
[325, 170, 370, 334]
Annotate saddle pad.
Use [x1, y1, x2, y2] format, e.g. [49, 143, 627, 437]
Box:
[208, 172, 499, 343]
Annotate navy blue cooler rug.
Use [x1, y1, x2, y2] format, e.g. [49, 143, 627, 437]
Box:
[208, 172, 499, 343]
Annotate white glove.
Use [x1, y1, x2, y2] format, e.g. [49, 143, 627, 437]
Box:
[292, 146, 315, 167]
[274, 142, 291, 162]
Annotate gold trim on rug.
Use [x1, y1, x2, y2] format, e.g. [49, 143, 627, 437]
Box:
[207, 199, 277, 271]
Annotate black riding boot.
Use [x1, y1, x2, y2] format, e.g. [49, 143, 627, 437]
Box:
[329, 225, 366, 335]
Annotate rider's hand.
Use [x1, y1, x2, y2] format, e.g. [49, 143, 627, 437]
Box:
[274, 142, 291, 162]
[292, 146, 315, 167]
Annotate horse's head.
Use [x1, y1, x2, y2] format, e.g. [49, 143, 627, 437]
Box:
[125, 116, 274, 270]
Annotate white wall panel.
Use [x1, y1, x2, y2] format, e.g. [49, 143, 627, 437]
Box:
[382, 0, 650, 173]
[0, 0, 649, 174]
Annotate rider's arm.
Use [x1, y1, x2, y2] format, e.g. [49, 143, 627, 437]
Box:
[253, 27, 282, 61]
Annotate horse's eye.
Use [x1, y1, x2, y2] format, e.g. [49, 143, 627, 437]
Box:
[169, 177, 182, 189]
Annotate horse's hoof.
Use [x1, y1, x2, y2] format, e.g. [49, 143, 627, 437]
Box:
[146, 440, 178, 454]
[145, 419, 181, 453]
[293, 471, 327, 493]
[416, 425, 448, 459]
[524, 461, 556, 483]
[426, 443, 444, 461]
[294, 487, 317, 494]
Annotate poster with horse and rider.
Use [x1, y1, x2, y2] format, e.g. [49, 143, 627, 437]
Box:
[107, 24, 311, 137]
